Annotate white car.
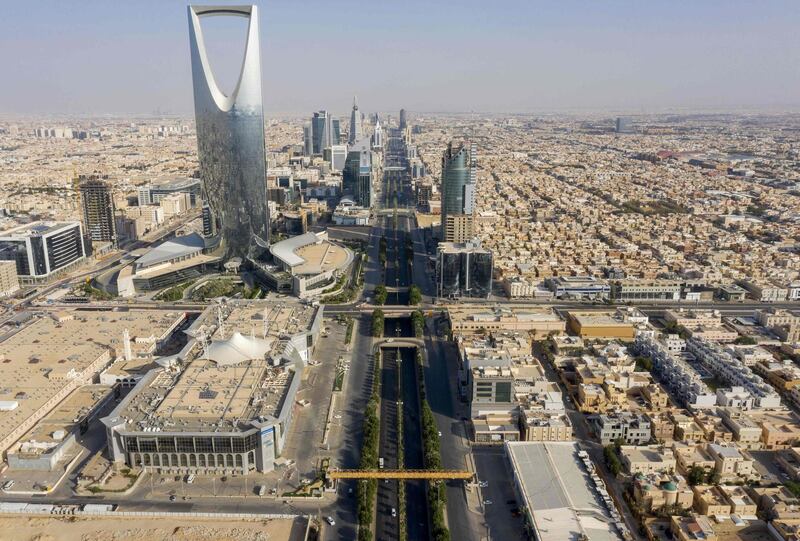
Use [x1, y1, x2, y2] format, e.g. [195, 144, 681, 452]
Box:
[483, 499, 493, 505]
[391, 508, 397, 517]
[325, 516, 336, 526]
[437, 431, 442, 437]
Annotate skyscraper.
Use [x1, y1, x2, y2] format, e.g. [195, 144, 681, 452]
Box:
[440, 141, 477, 241]
[436, 240, 493, 298]
[331, 118, 341, 146]
[343, 136, 373, 207]
[349, 96, 363, 145]
[79, 177, 117, 247]
[302, 122, 313, 156]
[372, 118, 383, 150]
[311, 110, 332, 155]
[188, 5, 270, 262]
[399, 108, 407, 131]
[616, 117, 633, 134]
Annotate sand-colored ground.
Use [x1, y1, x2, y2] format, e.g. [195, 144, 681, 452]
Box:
[0, 515, 305, 541]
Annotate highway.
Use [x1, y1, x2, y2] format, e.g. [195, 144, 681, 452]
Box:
[376, 346, 401, 541]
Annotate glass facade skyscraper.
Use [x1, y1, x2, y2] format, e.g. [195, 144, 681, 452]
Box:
[440, 142, 477, 241]
[188, 5, 270, 262]
[436, 241, 493, 298]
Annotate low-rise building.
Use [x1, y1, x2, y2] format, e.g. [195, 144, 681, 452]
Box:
[707, 442, 754, 479]
[692, 485, 732, 516]
[566, 310, 635, 341]
[632, 473, 693, 513]
[593, 412, 652, 445]
[620, 445, 676, 475]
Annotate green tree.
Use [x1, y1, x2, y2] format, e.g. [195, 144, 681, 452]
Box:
[371, 310, 384, 338]
[687, 465, 706, 486]
[374, 285, 388, 306]
[604, 445, 622, 476]
[408, 285, 422, 305]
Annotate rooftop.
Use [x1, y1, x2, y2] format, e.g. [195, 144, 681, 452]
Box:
[506, 441, 623, 541]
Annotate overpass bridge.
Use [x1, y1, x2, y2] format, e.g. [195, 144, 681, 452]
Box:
[327, 469, 473, 481]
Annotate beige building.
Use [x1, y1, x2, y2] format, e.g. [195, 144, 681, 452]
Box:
[447, 305, 565, 337]
[519, 410, 572, 441]
[718, 485, 757, 517]
[566, 310, 635, 341]
[443, 213, 475, 243]
[632, 474, 693, 512]
[692, 485, 732, 516]
[707, 443, 754, 479]
[620, 445, 676, 475]
[0, 260, 20, 297]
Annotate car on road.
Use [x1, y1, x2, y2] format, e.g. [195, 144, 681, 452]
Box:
[391, 508, 397, 517]
[478, 481, 488, 488]
[169, 495, 176, 502]
[483, 499, 493, 505]
[438, 431, 442, 437]
[325, 516, 335, 526]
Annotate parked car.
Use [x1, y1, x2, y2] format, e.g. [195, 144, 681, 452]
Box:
[325, 516, 335, 526]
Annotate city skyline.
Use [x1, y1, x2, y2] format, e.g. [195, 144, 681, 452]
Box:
[1, 0, 799, 115]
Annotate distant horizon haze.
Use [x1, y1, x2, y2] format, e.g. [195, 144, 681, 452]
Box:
[1, 0, 798, 116]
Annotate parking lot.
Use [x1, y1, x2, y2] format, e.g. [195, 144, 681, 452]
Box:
[472, 446, 526, 541]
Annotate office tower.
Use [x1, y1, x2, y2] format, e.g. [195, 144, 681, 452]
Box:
[311, 110, 332, 155]
[302, 122, 313, 156]
[330, 144, 348, 172]
[79, 177, 117, 246]
[137, 178, 201, 207]
[399, 108, 407, 131]
[616, 117, 633, 134]
[372, 118, 383, 150]
[436, 240, 493, 298]
[348, 96, 363, 144]
[331, 118, 341, 145]
[440, 141, 477, 241]
[342, 136, 373, 207]
[188, 5, 270, 261]
[0, 222, 86, 283]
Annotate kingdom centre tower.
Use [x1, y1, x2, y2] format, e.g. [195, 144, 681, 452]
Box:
[188, 5, 270, 262]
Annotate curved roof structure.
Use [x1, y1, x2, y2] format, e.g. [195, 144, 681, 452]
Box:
[270, 232, 320, 268]
[136, 232, 205, 269]
[203, 332, 272, 366]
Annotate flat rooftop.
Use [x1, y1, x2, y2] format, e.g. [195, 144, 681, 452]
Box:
[0, 221, 77, 238]
[201, 301, 319, 342]
[12, 384, 112, 454]
[506, 441, 623, 541]
[117, 357, 296, 433]
[113, 300, 316, 433]
[569, 311, 631, 327]
[0, 309, 185, 448]
[293, 240, 349, 275]
[448, 306, 563, 324]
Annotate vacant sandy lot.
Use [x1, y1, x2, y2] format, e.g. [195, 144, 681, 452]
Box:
[0, 515, 305, 541]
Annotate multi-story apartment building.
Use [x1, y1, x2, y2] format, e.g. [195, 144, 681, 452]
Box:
[687, 337, 781, 408]
[592, 412, 652, 445]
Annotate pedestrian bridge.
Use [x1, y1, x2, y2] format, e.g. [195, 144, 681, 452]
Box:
[327, 469, 473, 480]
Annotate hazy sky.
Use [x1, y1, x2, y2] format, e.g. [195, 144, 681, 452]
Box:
[2, 0, 799, 116]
